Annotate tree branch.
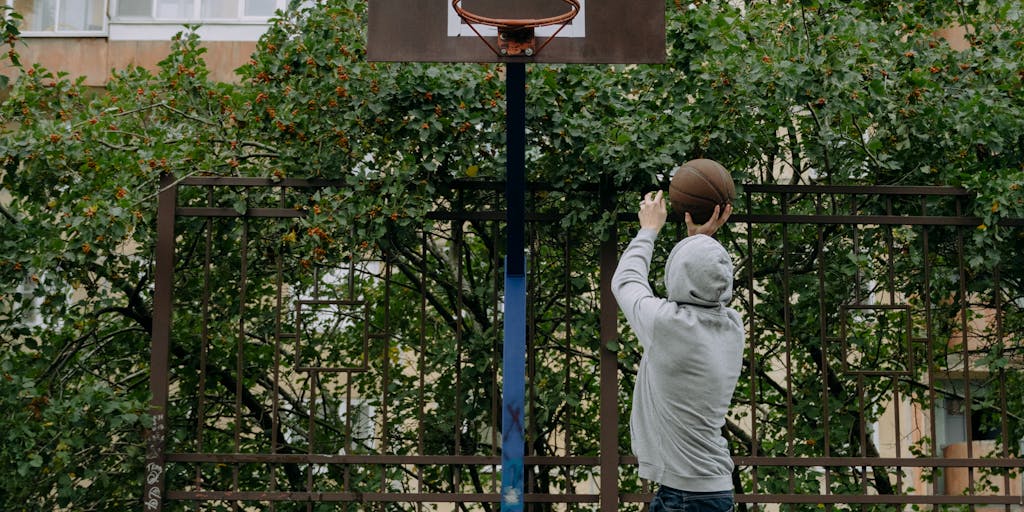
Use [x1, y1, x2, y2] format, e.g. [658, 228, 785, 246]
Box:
[0, 202, 18, 223]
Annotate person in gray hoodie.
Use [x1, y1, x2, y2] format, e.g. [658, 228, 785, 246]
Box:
[612, 190, 744, 512]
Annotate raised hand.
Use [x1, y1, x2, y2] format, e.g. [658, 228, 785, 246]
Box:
[638, 190, 668, 233]
[685, 203, 732, 237]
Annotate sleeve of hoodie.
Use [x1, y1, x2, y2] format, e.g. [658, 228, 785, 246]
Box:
[611, 228, 669, 351]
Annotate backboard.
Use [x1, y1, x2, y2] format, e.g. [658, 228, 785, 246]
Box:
[367, 0, 665, 64]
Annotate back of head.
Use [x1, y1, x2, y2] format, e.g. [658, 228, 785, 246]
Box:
[664, 234, 734, 307]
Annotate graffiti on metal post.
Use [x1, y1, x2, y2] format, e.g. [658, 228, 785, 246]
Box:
[144, 413, 165, 511]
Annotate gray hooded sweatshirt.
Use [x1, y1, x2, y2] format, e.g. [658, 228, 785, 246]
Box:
[612, 229, 744, 492]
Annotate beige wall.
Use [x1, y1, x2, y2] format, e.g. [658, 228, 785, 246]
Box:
[935, 25, 972, 52]
[1, 38, 258, 86]
[943, 441, 1022, 506]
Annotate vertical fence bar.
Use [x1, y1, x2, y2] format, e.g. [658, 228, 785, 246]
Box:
[145, 172, 178, 512]
[380, 255, 393, 501]
[416, 230, 427, 512]
[955, 198, 976, 511]
[598, 177, 619, 512]
[232, 218, 248, 512]
[563, 234, 575, 503]
[781, 194, 795, 505]
[455, 214, 465, 491]
[858, 373, 868, 505]
[306, 367, 315, 495]
[344, 377, 354, 512]
[195, 190, 213, 492]
[994, 267, 1011, 508]
[270, 185, 287, 512]
[850, 201, 866, 512]
[920, 197, 939, 512]
[852, 196, 863, 306]
[883, 198, 904, 493]
[491, 222, 501, 496]
[815, 193, 832, 507]
[745, 187, 759, 512]
[526, 227, 539, 502]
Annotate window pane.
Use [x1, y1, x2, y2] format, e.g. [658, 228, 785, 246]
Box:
[201, 0, 237, 19]
[244, 0, 275, 17]
[14, 0, 57, 31]
[117, 0, 153, 17]
[59, 0, 104, 31]
[156, 0, 193, 18]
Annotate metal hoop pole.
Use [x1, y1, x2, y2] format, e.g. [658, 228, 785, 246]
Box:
[501, 62, 527, 512]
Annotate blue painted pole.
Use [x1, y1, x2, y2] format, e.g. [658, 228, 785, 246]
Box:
[501, 61, 527, 512]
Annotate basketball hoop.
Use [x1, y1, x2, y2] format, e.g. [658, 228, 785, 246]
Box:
[451, 0, 581, 57]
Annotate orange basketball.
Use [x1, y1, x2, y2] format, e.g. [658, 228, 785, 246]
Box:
[668, 159, 735, 224]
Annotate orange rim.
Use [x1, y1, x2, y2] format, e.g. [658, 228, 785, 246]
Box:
[451, 0, 581, 30]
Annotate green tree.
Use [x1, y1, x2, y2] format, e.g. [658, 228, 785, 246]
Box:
[1, 1, 1022, 510]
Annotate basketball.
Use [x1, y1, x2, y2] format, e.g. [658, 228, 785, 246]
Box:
[668, 159, 736, 224]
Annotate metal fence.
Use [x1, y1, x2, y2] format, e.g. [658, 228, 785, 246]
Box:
[145, 175, 1024, 511]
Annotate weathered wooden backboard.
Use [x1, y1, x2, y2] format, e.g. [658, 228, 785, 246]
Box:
[367, 0, 665, 63]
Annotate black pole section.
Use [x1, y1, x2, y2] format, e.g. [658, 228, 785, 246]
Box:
[505, 62, 526, 276]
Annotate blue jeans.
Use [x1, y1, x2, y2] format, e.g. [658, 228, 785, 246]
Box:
[649, 485, 734, 512]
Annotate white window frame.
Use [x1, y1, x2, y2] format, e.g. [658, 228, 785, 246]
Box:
[6, 0, 108, 37]
[111, 0, 284, 22]
[280, 398, 378, 456]
[338, 398, 377, 452]
[107, 22, 273, 41]
[8, 0, 288, 40]
[108, 0, 287, 41]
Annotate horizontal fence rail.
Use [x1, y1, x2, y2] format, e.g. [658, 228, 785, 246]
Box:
[147, 177, 1024, 511]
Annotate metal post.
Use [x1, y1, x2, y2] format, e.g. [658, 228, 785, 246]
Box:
[598, 178, 620, 512]
[144, 173, 177, 511]
[501, 61, 527, 512]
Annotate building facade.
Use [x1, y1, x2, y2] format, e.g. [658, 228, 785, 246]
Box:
[2, 0, 286, 85]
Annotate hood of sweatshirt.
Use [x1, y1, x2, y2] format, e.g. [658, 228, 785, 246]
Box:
[664, 234, 734, 307]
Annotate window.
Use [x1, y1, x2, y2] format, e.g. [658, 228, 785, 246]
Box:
[943, 397, 1001, 443]
[339, 399, 377, 452]
[936, 379, 1003, 449]
[9, 0, 287, 40]
[10, 273, 43, 329]
[10, 0, 105, 34]
[108, 0, 288, 40]
[114, 0, 281, 20]
[280, 398, 378, 454]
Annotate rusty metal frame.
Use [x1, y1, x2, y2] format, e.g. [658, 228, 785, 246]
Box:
[148, 177, 1024, 510]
